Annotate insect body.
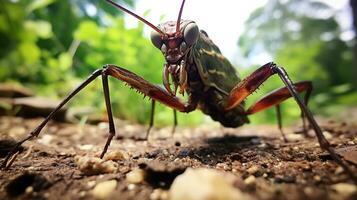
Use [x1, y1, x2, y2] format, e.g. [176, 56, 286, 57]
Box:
[152, 19, 249, 128]
[1, 0, 356, 182]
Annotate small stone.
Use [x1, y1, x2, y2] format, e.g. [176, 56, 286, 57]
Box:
[87, 181, 96, 188]
[169, 168, 253, 200]
[150, 189, 169, 200]
[103, 150, 129, 161]
[244, 175, 256, 186]
[322, 131, 332, 140]
[285, 134, 303, 142]
[77, 144, 94, 151]
[126, 168, 146, 184]
[313, 175, 321, 182]
[331, 183, 357, 199]
[247, 166, 259, 175]
[303, 187, 314, 198]
[79, 191, 86, 197]
[44, 193, 50, 198]
[91, 180, 117, 199]
[25, 186, 33, 194]
[75, 156, 118, 175]
[127, 184, 136, 190]
[334, 166, 344, 175]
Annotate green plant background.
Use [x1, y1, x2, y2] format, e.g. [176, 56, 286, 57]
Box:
[0, 0, 356, 127]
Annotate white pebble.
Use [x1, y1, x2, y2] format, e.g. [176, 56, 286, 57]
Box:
[91, 180, 117, 199]
[169, 168, 253, 200]
[244, 175, 256, 186]
[126, 168, 145, 184]
[75, 156, 118, 175]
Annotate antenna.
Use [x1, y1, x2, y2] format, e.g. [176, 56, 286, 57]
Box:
[105, 0, 165, 35]
[176, 0, 186, 33]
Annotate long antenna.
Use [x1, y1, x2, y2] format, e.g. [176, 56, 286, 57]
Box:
[105, 0, 165, 35]
[176, 0, 186, 32]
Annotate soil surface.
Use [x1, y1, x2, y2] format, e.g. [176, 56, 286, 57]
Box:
[0, 116, 356, 200]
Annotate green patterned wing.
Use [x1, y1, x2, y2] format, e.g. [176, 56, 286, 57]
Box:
[193, 31, 240, 95]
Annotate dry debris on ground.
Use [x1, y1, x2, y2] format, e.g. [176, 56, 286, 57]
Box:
[0, 116, 356, 200]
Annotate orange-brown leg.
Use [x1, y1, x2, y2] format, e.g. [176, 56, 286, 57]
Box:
[245, 81, 312, 141]
[1, 64, 198, 169]
[145, 100, 178, 139]
[225, 62, 356, 182]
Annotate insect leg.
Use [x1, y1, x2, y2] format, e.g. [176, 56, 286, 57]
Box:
[145, 100, 156, 139]
[172, 109, 177, 135]
[100, 71, 116, 159]
[275, 104, 287, 142]
[104, 64, 198, 113]
[146, 101, 178, 139]
[244, 81, 312, 114]
[243, 81, 311, 141]
[225, 62, 356, 182]
[1, 68, 104, 169]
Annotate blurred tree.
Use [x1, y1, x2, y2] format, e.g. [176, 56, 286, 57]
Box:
[238, 0, 355, 123]
[0, 0, 202, 125]
[350, 0, 357, 88]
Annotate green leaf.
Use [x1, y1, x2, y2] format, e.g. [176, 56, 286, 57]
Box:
[26, 0, 56, 14]
[58, 52, 73, 70]
[24, 20, 53, 39]
[19, 42, 41, 64]
[74, 21, 100, 42]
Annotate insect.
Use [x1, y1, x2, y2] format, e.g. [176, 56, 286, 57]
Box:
[1, 0, 356, 181]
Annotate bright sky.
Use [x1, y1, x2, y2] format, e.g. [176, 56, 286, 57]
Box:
[124, 0, 351, 65]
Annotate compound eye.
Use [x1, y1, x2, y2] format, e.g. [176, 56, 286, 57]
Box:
[183, 22, 199, 45]
[150, 31, 162, 49]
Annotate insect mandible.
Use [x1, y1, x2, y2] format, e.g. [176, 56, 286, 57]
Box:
[1, 0, 356, 181]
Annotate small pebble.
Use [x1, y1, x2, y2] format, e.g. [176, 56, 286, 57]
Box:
[247, 166, 259, 175]
[126, 168, 145, 184]
[334, 166, 344, 175]
[87, 181, 96, 188]
[44, 193, 50, 198]
[103, 150, 129, 161]
[150, 189, 168, 200]
[313, 175, 321, 182]
[75, 156, 118, 175]
[244, 175, 256, 186]
[322, 131, 332, 140]
[77, 144, 94, 150]
[79, 191, 86, 197]
[127, 184, 136, 190]
[169, 168, 253, 200]
[285, 134, 303, 142]
[91, 180, 117, 199]
[25, 186, 33, 194]
[331, 183, 357, 199]
[303, 187, 314, 198]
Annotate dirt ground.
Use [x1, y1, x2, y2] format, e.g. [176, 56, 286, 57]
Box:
[0, 115, 356, 200]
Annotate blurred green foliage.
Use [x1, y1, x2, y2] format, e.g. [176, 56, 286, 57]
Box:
[0, 0, 355, 127]
[0, 0, 202, 126]
[238, 0, 356, 124]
